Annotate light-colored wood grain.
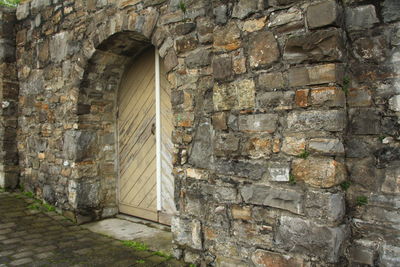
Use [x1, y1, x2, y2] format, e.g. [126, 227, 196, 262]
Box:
[117, 49, 175, 224]
[160, 60, 176, 217]
[118, 47, 157, 218]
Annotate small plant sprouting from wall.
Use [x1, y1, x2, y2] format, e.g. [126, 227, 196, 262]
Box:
[297, 150, 310, 159]
[178, 0, 187, 14]
[340, 181, 352, 191]
[342, 76, 350, 95]
[356, 196, 368, 206]
[289, 174, 297, 185]
[0, 0, 20, 7]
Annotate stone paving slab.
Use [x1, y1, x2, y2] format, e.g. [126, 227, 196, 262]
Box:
[0, 192, 185, 267]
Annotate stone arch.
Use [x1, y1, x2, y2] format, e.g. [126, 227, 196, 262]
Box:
[70, 11, 179, 222]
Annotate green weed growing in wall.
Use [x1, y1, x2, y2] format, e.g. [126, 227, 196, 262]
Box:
[289, 174, 297, 185]
[342, 76, 350, 95]
[178, 0, 187, 13]
[356, 196, 368, 206]
[340, 181, 352, 191]
[297, 150, 310, 159]
[0, 0, 20, 7]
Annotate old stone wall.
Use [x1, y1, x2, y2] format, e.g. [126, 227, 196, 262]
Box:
[0, 6, 19, 189]
[7, 0, 400, 266]
[343, 0, 400, 266]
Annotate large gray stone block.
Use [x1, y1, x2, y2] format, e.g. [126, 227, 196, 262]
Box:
[284, 29, 344, 64]
[238, 113, 278, 133]
[382, 0, 400, 23]
[232, 0, 258, 19]
[345, 5, 379, 31]
[307, 0, 340, 29]
[275, 216, 348, 262]
[287, 110, 346, 132]
[240, 185, 303, 214]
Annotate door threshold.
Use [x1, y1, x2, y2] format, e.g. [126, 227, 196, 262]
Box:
[117, 213, 171, 232]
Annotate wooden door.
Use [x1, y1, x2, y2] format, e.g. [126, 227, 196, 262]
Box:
[117, 47, 175, 224]
[118, 48, 158, 221]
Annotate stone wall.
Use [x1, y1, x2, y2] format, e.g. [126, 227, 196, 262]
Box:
[8, 0, 400, 266]
[0, 6, 19, 189]
[344, 1, 400, 266]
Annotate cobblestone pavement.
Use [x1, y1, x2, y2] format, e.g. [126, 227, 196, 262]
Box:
[0, 192, 184, 267]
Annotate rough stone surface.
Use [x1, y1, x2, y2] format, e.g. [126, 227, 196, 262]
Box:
[284, 29, 344, 64]
[241, 185, 303, 214]
[287, 110, 346, 132]
[232, 0, 258, 19]
[213, 21, 241, 51]
[275, 216, 347, 263]
[248, 31, 280, 69]
[258, 72, 285, 90]
[292, 158, 346, 188]
[238, 114, 278, 133]
[3, 0, 399, 265]
[251, 250, 304, 267]
[288, 64, 344, 87]
[307, 0, 340, 29]
[345, 5, 379, 31]
[308, 138, 345, 155]
[382, 0, 400, 23]
[213, 79, 255, 111]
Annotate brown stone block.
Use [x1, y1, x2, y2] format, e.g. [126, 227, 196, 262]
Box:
[16, 29, 26, 46]
[284, 29, 344, 64]
[251, 249, 305, 267]
[213, 79, 255, 111]
[175, 35, 198, 54]
[175, 112, 194, 127]
[258, 72, 285, 90]
[288, 63, 344, 87]
[310, 86, 345, 107]
[243, 17, 266, 32]
[347, 87, 372, 107]
[295, 89, 309, 107]
[292, 157, 346, 188]
[242, 134, 273, 159]
[249, 31, 280, 69]
[212, 112, 227, 130]
[307, 0, 341, 29]
[213, 21, 241, 52]
[232, 205, 252, 221]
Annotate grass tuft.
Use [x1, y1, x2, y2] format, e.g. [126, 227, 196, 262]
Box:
[340, 181, 352, 191]
[289, 174, 296, 185]
[297, 150, 310, 159]
[23, 191, 34, 198]
[153, 251, 173, 260]
[0, 0, 20, 7]
[178, 0, 186, 13]
[121, 241, 149, 251]
[28, 203, 41, 210]
[356, 196, 368, 206]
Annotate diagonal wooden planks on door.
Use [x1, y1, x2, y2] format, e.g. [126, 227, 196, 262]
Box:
[118, 47, 158, 221]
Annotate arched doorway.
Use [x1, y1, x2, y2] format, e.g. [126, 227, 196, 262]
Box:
[117, 47, 175, 224]
[76, 30, 178, 224]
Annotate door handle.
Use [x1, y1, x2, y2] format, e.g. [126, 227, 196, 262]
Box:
[151, 123, 156, 135]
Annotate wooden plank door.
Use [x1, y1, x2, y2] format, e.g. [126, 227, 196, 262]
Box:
[117, 48, 158, 221]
